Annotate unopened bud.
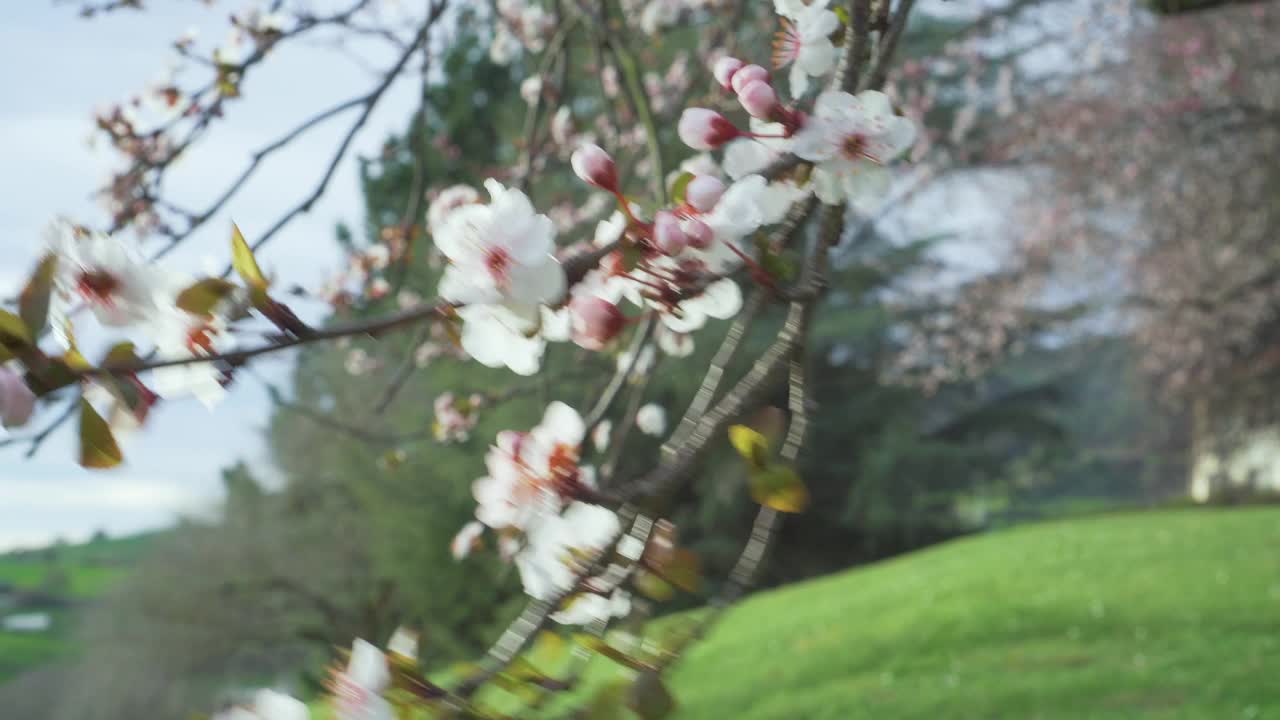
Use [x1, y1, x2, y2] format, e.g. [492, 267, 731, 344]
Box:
[713, 56, 745, 90]
[0, 368, 35, 429]
[570, 295, 626, 351]
[685, 175, 726, 213]
[730, 64, 770, 95]
[738, 80, 780, 121]
[653, 211, 689, 256]
[677, 108, 740, 151]
[571, 143, 619, 192]
[681, 217, 714, 249]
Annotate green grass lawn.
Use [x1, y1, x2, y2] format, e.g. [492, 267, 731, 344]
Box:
[0, 533, 154, 682]
[451, 507, 1280, 719]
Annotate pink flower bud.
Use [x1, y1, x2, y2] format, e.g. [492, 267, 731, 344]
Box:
[653, 211, 689, 256]
[681, 217, 714, 249]
[685, 175, 726, 213]
[570, 143, 618, 192]
[0, 367, 36, 429]
[713, 56, 745, 90]
[730, 64, 770, 95]
[570, 295, 626, 351]
[738, 80, 780, 120]
[678, 108, 740, 150]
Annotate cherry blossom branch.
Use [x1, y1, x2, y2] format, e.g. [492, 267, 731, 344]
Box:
[664, 290, 765, 456]
[86, 300, 451, 377]
[148, 94, 369, 261]
[223, 2, 449, 267]
[838, 0, 873, 93]
[862, 0, 918, 92]
[574, 0, 666, 201]
[95, 0, 380, 235]
[665, 196, 816, 453]
[451, 208, 849, 705]
[73, 237, 623, 384]
[450, 506, 646, 699]
[0, 393, 80, 458]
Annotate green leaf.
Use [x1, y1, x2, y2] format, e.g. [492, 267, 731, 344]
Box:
[833, 5, 850, 26]
[528, 630, 568, 665]
[101, 341, 139, 368]
[657, 548, 702, 594]
[230, 223, 268, 289]
[79, 398, 123, 469]
[25, 356, 83, 396]
[748, 464, 809, 513]
[669, 171, 695, 206]
[728, 424, 771, 471]
[627, 670, 676, 720]
[0, 309, 33, 347]
[585, 679, 631, 720]
[175, 277, 238, 316]
[19, 254, 58, 337]
[634, 570, 675, 601]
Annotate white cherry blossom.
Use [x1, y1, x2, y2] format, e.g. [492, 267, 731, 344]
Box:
[791, 90, 916, 208]
[472, 403, 591, 532]
[700, 174, 807, 272]
[213, 690, 309, 720]
[148, 307, 236, 409]
[427, 185, 481, 237]
[48, 222, 169, 333]
[436, 179, 565, 313]
[773, 0, 840, 98]
[515, 501, 619, 601]
[551, 588, 631, 626]
[0, 367, 36, 430]
[456, 303, 547, 376]
[331, 639, 393, 720]
[451, 520, 486, 560]
[636, 403, 668, 437]
[663, 276, 743, 333]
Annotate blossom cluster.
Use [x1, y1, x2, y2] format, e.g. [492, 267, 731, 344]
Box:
[0, 1, 933, 716]
[0, 222, 245, 438]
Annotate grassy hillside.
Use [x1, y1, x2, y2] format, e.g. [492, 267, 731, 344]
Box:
[0, 533, 156, 682]
[461, 508, 1280, 719]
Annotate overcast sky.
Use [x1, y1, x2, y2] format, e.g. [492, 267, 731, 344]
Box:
[0, 2, 426, 550]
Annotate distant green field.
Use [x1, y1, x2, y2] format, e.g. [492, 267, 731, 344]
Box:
[435, 508, 1280, 719]
[0, 533, 155, 682]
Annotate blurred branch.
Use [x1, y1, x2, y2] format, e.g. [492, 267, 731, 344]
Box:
[0, 393, 80, 458]
[862, 0, 917, 91]
[582, 313, 657, 438]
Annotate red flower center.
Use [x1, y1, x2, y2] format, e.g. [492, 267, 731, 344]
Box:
[546, 444, 581, 496]
[841, 133, 881, 163]
[76, 270, 121, 305]
[186, 324, 217, 355]
[484, 247, 512, 286]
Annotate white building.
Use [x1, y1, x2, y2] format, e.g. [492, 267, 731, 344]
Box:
[2, 612, 52, 633]
[1190, 364, 1280, 502]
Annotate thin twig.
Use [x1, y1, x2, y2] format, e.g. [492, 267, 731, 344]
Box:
[600, 351, 658, 481]
[582, 314, 656, 438]
[371, 322, 434, 414]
